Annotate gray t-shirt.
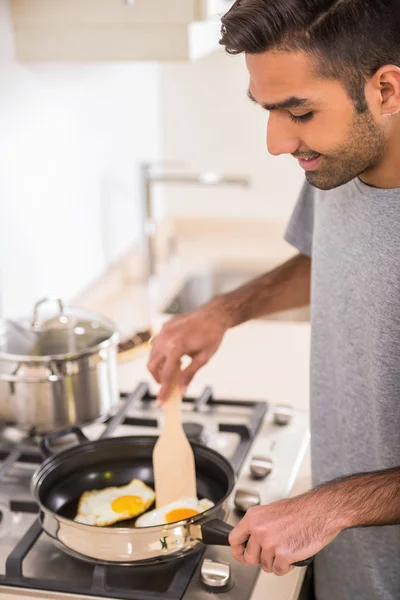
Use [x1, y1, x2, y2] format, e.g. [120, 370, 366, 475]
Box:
[285, 177, 400, 600]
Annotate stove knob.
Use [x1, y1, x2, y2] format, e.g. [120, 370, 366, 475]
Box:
[201, 558, 231, 589]
[273, 404, 293, 426]
[250, 455, 274, 480]
[234, 488, 261, 513]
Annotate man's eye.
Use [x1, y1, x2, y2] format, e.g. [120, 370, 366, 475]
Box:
[289, 112, 314, 123]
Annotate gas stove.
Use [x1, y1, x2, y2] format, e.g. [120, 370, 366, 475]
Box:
[0, 382, 309, 600]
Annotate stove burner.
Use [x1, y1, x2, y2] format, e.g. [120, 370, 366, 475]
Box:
[1, 424, 35, 445]
[182, 422, 208, 445]
[0, 423, 67, 448]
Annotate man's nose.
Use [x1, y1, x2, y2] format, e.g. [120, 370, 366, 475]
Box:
[266, 115, 300, 156]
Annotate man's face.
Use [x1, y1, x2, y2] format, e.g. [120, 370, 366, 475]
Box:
[246, 50, 388, 190]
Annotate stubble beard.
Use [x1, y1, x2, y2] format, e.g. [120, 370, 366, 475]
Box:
[305, 109, 387, 191]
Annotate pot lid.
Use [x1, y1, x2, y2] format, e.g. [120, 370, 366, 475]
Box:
[0, 297, 119, 359]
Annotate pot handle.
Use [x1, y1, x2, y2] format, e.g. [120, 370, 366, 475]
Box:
[201, 519, 313, 568]
[0, 372, 63, 384]
[31, 296, 65, 328]
[40, 425, 89, 458]
[0, 360, 63, 384]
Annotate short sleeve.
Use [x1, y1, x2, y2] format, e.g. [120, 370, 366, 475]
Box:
[284, 179, 315, 257]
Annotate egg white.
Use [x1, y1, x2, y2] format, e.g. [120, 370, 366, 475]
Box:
[135, 496, 214, 528]
[74, 478, 155, 527]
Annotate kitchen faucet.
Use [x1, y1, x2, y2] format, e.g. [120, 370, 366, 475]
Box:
[139, 162, 250, 282]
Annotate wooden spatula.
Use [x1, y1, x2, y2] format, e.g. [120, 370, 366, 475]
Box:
[153, 366, 197, 508]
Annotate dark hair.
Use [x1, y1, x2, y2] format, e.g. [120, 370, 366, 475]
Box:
[220, 0, 400, 112]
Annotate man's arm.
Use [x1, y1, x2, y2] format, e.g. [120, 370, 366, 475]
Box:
[148, 252, 311, 401]
[229, 466, 400, 577]
[218, 252, 311, 326]
[313, 466, 400, 528]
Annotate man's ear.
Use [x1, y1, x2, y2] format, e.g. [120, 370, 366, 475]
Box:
[372, 65, 400, 117]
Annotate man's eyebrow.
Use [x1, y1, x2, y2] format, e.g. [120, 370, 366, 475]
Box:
[247, 88, 313, 111]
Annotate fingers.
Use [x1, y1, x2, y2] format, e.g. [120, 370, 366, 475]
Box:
[147, 338, 164, 383]
[233, 538, 297, 576]
[146, 308, 226, 404]
[148, 331, 211, 402]
[157, 354, 182, 403]
[229, 509, 298, 576]
[229, 522, 250, 564]
[147, 328, 182, 402]
[226, 497, 320, 578]
[260, 546, 275, 573]
[271, 553, 295, 577]
[260, 546, 295, 576]
[147, 355, 164, 384]
[243, 536, 262, 566]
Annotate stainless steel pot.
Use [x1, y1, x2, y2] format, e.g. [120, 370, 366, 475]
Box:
[0, 297, 120, 433]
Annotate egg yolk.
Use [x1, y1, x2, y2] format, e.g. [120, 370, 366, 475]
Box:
[165, 508, 200, 523]
[111, 495, 144, 516]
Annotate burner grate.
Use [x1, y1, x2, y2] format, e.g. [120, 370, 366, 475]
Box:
[0, 382, 268, 479]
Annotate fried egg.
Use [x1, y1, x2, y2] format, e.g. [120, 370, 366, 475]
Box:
[74, 479, 155, 527]
[135, 496, 214, 528]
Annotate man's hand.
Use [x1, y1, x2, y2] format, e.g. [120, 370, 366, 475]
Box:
[147, 298, 231, 403]
[229, 492, 344, 577]
[147, 253, 312, 403]
[229, 466, 400, 577]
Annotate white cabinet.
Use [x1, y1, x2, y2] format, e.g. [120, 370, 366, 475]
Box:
[12, 1, 203, 26]
[10, 0, 229, 62]
[204, 1, 235, 18]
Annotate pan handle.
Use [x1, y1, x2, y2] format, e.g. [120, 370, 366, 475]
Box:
[40, 425, 90, 458]
[201, 519, 313, 568]
[201, 519, 234, 546]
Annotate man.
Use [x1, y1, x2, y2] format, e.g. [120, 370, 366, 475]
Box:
[147, 1, 400, 599]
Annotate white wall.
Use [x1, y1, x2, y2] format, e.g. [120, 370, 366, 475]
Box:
[0, 0, 162, 320]
[0, 0, 13, 62]
[0, 0, 305, 322]
[160, 50, 304, 220]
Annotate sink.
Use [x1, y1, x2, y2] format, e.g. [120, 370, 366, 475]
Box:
[164, 268, 261, 315]
[163, 268, 310, 322]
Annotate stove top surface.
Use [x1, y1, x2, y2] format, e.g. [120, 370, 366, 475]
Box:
[0, 382, 309, 600]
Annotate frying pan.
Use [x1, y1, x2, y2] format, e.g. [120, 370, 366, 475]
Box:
[31, 426, 312, 567]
